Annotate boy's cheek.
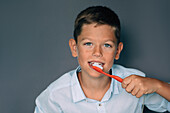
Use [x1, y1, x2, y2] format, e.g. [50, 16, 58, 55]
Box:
[104, 59, 114, 72]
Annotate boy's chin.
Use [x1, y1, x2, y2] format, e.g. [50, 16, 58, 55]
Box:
[88, 71, 105, 78]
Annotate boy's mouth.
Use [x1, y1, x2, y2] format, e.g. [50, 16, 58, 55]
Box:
[88, 61, 104, 69]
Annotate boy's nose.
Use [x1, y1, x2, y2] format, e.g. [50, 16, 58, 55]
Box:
[92, 46, 103, 57]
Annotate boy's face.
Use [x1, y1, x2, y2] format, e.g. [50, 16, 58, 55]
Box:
[69, 23, 123, 77]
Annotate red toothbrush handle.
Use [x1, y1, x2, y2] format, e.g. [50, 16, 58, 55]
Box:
[92, 66, 123, 83]
[104, 72, 123, 83]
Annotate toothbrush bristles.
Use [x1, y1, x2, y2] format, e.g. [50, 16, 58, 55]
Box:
[92, 62, 103, 70]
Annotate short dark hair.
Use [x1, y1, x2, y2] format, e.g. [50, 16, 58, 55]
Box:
[73, 6, 121, 44]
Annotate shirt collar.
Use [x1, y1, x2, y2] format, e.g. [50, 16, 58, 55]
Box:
[71, 65, 121, 103]
[112, 64, 123, 95]
[71, 66, 86, 103]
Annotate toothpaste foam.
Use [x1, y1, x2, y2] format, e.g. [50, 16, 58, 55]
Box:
[92, 62, 103, 70]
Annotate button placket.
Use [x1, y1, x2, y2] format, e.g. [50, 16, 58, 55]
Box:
[97, 102, 106, 113]
[99, 103, 102, 106]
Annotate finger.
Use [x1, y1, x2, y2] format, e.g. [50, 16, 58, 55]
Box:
[131, 86, 140, 96]
[122, 82, 127, 89]
[122, 76, 132, 89]
[125, 82, 135, 93]
[136, 89, 145, 98]
[145, 92, 148, 94]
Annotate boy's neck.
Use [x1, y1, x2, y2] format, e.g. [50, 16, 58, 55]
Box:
[78, 72, 111, 101]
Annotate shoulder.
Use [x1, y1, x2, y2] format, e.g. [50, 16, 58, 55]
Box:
[113, 64, 146, 78]
[35, 69, 76, 104]
[48, 70, 75, 91]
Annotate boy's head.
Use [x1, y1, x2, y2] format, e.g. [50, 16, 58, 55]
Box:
[74, 6, 121, 44]
[69, 6, 123, 77]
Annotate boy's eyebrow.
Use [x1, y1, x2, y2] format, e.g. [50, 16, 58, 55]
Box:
[80, 37, 117, 44]
[80, 37, 91, 41]
[104, 39, 117, 44]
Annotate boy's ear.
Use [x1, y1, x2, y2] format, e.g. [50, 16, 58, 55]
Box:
[69, 39, 78, 57]
[115, 42, 123, 60]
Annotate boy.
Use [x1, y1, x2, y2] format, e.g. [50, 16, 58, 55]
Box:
[34, 6, 170, 113]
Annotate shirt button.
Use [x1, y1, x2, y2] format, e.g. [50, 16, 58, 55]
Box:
[99, 103, 102, 106]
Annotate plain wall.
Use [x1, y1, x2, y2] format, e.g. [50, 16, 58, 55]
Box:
[0, 0, 170, 113]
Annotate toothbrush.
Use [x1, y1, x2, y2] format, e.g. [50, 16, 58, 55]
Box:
[92, 63, 123, 83]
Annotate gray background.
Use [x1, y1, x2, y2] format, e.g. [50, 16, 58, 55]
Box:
[0, 0, 170, 113]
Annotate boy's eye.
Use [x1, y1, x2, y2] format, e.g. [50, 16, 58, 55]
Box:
[104, 43, 112, 48]
[84, 42, 92, 46]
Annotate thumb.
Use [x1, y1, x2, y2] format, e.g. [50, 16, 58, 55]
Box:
[121, 75, 133, 89]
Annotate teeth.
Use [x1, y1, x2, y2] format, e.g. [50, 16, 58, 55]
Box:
[91, 62, 103, 70]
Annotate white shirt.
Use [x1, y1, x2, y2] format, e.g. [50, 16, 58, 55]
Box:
[34, 64, 170, 113]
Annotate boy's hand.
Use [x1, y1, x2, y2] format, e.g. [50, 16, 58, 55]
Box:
[121, 75, 161, 98]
